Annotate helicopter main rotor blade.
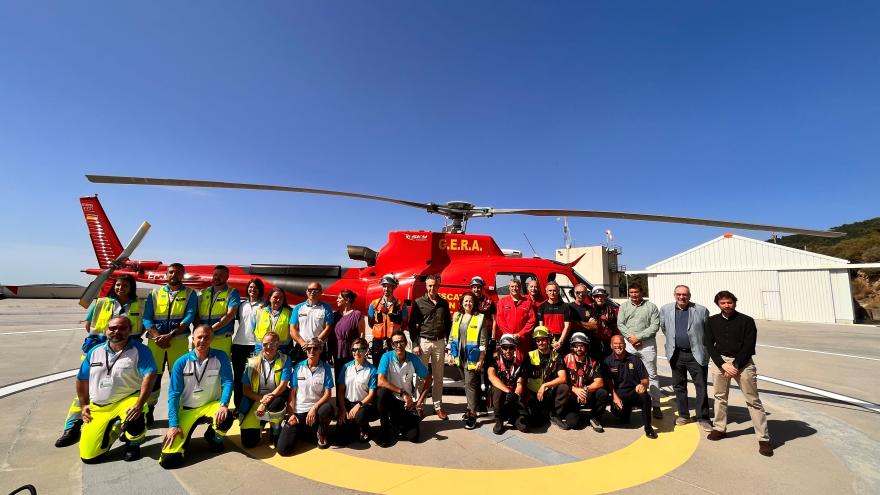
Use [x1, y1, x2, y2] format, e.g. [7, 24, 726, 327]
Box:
[78, 221, 152, 308]
[86, 175, 431, 211]
[491, 208, 845, 238]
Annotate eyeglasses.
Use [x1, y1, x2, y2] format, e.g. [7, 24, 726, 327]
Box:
[262, 342, 279, 348]
[306, 288, 321, 293]
[391, 341, 407, 347]
[351, 347, 367, 353]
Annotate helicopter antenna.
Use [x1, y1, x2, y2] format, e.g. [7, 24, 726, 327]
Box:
[523, 233, 540, 258]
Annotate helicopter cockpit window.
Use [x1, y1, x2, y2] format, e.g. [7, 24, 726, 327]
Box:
[495, 272, 538, 296]
[548, 272, 576, 303]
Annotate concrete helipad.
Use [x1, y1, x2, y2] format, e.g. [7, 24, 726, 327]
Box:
[1, 299, 878, 494]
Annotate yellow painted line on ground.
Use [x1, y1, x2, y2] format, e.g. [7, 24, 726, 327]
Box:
[227, 399, 700, 494]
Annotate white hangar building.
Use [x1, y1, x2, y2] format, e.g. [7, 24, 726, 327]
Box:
[633, 234, 858, 324]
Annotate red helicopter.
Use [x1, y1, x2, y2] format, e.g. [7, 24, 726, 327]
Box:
[79, 175, 843, 312]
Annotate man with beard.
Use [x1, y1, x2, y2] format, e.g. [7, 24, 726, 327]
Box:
[142, 263, 198, 424]
[560, 332, 609, 432]
[486, 334, 529, 435]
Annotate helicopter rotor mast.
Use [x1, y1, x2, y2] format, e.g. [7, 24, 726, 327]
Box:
[85, 175, 845, 238]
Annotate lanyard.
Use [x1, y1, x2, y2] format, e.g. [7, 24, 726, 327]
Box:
[500, 358, 519, 386]
[104, 347, 124, 376]
[262, 357, 276, 387]
[194, 358, 210, 387]
[165, 288, 180, 322]
[269, 309, 281, 331]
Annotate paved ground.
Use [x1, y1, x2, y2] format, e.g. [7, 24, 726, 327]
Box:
[1, 299, 879, 494]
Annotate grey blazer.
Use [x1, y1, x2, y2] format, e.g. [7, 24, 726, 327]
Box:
[659, 302, 710, 366]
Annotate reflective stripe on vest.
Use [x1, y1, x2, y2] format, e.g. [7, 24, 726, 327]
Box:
[152, 287, 193, 322]
[93, 298, 142, 335]
[199, 286, 232, 323]
[527, 348, 559, 393]
[247, 352, 289, 393]
[449, 313, 484, 370]
[255, 307, 292, 344]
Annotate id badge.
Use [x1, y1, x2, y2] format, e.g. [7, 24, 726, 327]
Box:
[192, 387, 205, 401]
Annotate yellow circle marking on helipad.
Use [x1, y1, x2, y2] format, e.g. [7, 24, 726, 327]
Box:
[228, 399, 700, 494]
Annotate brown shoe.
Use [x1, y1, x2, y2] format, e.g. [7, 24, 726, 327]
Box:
[707, 430, 726, 441]
[758, 441, 774, 457]
[436, 408, 449, 420]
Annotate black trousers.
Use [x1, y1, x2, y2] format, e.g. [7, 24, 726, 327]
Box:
[525, 384, 570, 424]
[370, 338, 391, 368]
[230, 344, 255, 409]
[276, 402, 335, 456]
[336, 398, 380, 444]
[670, 348, 710, 421]
[490, 386, 528, 423]
[611, 388, 653, 431]
[376, 388, 421, 442]
[589, 338, 613, 363]
[561, 388, 610, 426]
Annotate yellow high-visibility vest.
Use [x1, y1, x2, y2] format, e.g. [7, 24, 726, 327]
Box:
[449, 313, 484, 370]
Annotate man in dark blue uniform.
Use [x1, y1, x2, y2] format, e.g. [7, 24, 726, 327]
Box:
[603, 334, 657, 439]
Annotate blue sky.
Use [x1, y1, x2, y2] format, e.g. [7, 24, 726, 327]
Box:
[1, 1, 877, 285]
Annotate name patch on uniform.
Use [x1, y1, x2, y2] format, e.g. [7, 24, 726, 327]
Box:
[628, 363, 634, 369]
[90, 362, 103, 367]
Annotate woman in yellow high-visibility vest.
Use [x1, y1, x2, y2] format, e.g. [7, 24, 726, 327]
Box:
[448, 292, 489, 430]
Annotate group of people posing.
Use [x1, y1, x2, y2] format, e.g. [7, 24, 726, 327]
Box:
[57, 263, 773, 468]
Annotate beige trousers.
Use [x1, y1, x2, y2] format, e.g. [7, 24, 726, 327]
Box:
[711, 356, 770, 442]
[418, 337, 446, 412]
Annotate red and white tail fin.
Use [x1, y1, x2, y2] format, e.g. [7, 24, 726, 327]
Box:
[80, 196, 123, 269]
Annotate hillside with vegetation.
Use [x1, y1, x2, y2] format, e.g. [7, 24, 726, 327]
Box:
[772, 217, 880, 321]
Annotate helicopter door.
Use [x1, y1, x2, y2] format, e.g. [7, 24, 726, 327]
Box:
[494, 272, 538, 297]
[548, 272, 577, 303]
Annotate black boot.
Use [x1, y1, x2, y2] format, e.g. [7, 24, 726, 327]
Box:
[55, 421, 82, 448]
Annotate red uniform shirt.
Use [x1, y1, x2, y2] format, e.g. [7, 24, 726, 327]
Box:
[495, 295, 536, 354]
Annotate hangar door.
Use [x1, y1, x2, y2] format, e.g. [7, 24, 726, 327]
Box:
[778, 270, 835, 323]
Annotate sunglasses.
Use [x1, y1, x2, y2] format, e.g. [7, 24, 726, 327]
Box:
[306, 288, 321, 293]
[305, 347, 321, 352]
[575, 291, 586, 295]
[391, 341, 407, 347]
[262, 342, 279, 348]
[500, 345, 516, 350]
[351, 347, 367, 353]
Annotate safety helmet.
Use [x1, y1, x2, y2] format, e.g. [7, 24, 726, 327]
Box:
[380, 274, 399, 287]
[499, 334, 518, 347]
[532, 326, 550, 339]
[570, 332, 590, 345]
[470, 276, 486, 287]
[591, 287, 608, 297]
